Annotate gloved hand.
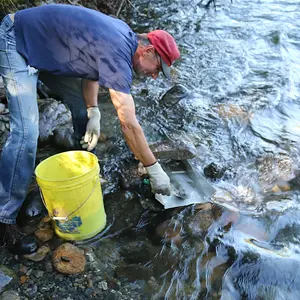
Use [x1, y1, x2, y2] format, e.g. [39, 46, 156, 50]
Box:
[145, 162, 171, 196]
[80, 107, 101, 151]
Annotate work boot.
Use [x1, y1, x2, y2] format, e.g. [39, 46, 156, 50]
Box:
[0, 223, 38, 255]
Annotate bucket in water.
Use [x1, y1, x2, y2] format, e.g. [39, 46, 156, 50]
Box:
[35, 150, 106, 241]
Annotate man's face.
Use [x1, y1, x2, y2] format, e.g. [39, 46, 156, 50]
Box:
[133, 45, 162, 79]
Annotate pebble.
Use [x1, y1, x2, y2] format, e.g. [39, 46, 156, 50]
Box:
[45, 261, 53, 273]
[24, 284, 38, 297]
[24, 246, 50, 262]
[98, 280, 108, 291]
[33, 270, 44, 278]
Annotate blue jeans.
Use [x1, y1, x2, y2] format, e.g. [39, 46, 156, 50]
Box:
[0, 15, 89, 224]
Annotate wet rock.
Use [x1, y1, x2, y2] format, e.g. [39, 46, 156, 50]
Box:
[40, 215, 52, 224]
[155, 219, 183, 246]
[104, 191, 144, 234]
[186, 209, 214, 237]
[23, 284, 38, 298]
[34, 228, 54, 242]
[38, 98, 72, 144]
[119, 240, 157, 264]
[149, 139, 197, 160]
[98, 281, 108, 290]
[139, 196, 164, 212]
[0, 103, 5, 114]
[0, 266, 15, 292]
[53, 126, 75, 150]
[93, 240, 121, 276]
[195, 203, 212, 210]
[44, 261, 53, 273]
[0, 290, 20, 300]
[217, 103, 249, 120]
[52, 243, 86, 275]
[0, 114, 9, 149]
[204, 162, 225, 180]
[24, 245, 50, 262]
[257, 155, 295, 192]
[119, 162, 141, 189]
[160, 84, 190, 107]
[17, 189, 47, 225]
[115, 264, 154, 282]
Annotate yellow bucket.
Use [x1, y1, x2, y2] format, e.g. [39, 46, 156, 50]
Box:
[35, 150, 106, 241]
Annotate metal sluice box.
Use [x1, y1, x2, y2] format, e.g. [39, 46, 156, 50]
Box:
[155, 160, 217, 209]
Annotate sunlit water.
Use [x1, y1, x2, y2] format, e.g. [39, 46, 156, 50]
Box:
[98, 0, 300, 299]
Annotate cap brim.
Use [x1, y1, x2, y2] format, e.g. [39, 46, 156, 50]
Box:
[161, 58, 171, 80]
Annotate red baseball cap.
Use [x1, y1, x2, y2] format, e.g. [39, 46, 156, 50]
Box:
[147, 30, 180, 79]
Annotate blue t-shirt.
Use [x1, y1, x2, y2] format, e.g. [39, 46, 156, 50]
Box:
[14, 4, 138, 94]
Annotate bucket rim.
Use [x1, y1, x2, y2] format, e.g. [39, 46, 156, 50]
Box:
[34, 150, 99, 183]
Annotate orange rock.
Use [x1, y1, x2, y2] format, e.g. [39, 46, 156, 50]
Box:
[52, 243, 86, 275]
[19, 275, 29, 284]
[35, 228, 54, 242]
[41, 215, 51, 224]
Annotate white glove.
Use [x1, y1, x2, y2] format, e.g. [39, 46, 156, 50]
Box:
[146, 162, 171, 196]
[80, 107, 101, 151]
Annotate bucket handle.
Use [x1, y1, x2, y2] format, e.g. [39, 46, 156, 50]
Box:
[39, 176, 100, 222]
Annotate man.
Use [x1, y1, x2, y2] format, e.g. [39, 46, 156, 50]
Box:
[0, 4, 180, 254]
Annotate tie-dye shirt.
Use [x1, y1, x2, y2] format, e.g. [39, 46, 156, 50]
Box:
[14, 4, 137, 94]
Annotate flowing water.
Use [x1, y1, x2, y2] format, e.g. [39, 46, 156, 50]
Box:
[98, 0, 300, 299]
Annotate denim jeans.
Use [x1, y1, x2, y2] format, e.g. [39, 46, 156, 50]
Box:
[0, 15, 89, 224]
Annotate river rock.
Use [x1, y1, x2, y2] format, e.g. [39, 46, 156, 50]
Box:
[0, 290, 20, 300]
[17, 189, 48, 228]
[24, 246, 50, 262]
[38, 98, 73, 144]
[149, 139, 197, 160]
[52, 243, 86, 275]
[186, 209, 215, 237]
[0, 274, 12, 293]
[104, 191, 144, 234]
[0, 114, 9, 149]
[119, 240, 158, 264]
[204, 162, 225, 180]
[0, 103, 5, 114]
[155, 219, 183, 246]
[257, 155, 295, 192]
[34, 228, 54, 242]
[217, 103, 249, 121]
[115, 264, 154, 282]
[119, 161, 141, 189]
[160, 84, 190, 107]
[53, 126, 75, 150]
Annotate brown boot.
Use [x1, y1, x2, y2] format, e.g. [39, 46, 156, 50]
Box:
[0, 223, 38, 255]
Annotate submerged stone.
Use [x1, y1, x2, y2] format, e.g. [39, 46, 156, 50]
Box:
[149, 139, 197, 160]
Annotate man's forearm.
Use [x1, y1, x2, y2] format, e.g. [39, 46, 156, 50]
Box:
[82, 79, 99, 108]
[121, 121, 156, 166]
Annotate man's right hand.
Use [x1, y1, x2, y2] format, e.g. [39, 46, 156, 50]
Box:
[146, 162, 171, 196]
